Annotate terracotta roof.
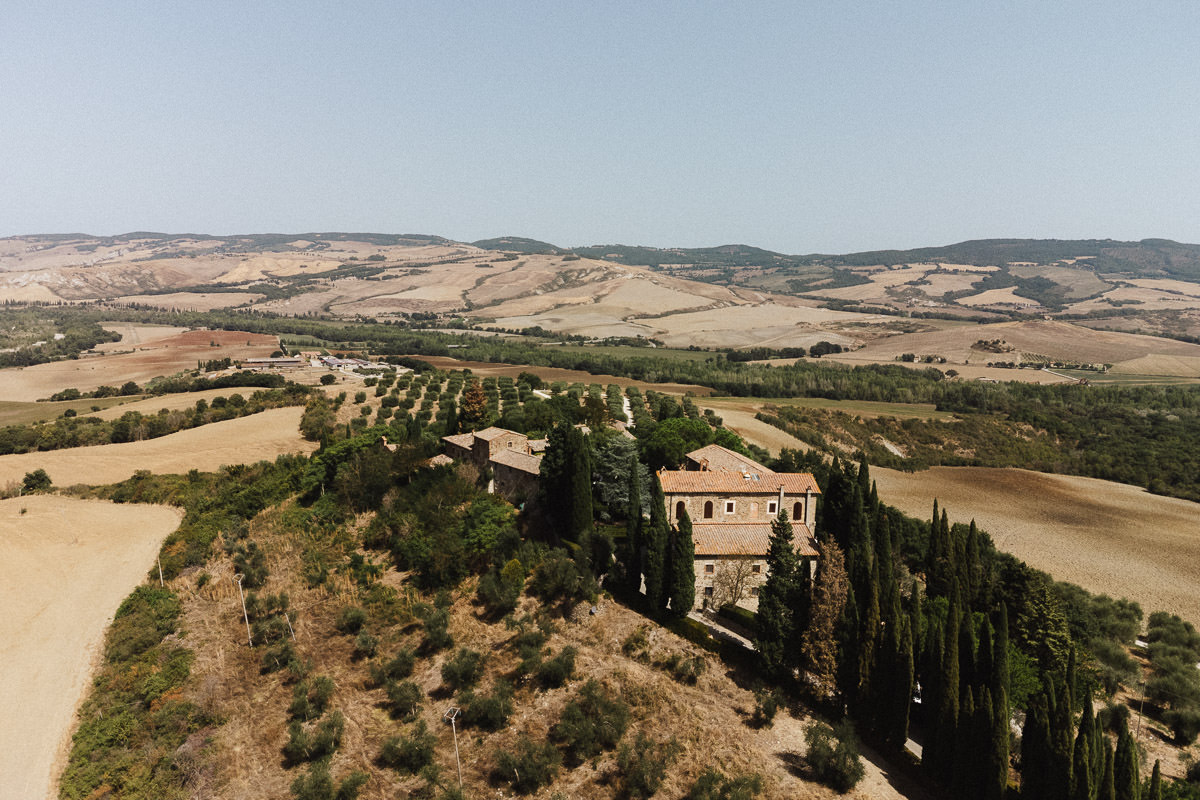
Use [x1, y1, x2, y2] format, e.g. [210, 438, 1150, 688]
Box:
[527, 438, 548, 452]
[491, 450, 543, 474]
[685, 444, 770, 474]
[692, 522, 820, 558]
[658, 470, 820, 495]
[442, 432, 475, 449]
[474, 426, 520, 441]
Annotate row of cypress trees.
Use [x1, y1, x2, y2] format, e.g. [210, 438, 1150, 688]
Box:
[617, 457, 695, 616]
[753, 456, 1164, 800]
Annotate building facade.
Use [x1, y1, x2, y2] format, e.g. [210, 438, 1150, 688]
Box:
[658, 446, 820, 612]
[441, 426, 543, 503]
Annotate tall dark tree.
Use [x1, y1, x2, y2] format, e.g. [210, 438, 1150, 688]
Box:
[1146, 760, 1161, 800]
[1021, 690, 1051, 800]
[1047, 676, 1075, 800]
[1099, 742, 1116, 800]
[568, 427, 593, 540]
[801, 536, 848, 697]
[1113, 716, 1139, 800]
[643, 475, 669, 611]
[460, 379, 488, 431]
[756, 510, 800, 678]
[667, 509, 695, 616]
[619, 454, 644, 593]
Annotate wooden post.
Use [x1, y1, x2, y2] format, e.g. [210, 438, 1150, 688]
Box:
[235, 574, 253, 647]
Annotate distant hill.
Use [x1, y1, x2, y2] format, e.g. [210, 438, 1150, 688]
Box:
[472, 236, 566, 254]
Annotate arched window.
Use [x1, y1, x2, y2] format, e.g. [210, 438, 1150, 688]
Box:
[793, 501, 803, 521]
[703, 500, 714, 519]
[675, 501, 685, 520]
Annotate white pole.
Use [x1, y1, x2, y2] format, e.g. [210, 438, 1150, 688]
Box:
[235, 574, 253, 647]
[157, 558, 164, 587]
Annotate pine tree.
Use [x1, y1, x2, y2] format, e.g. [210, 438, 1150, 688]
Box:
[755, 510, 799, 678]
[667, 509, 695, 617]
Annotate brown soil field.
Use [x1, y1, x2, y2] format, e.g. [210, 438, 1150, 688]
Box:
[0, 495, 183, 800]
[0, 329, 278, 402]
[832, 320, 1200, 374]
[93, 323, 190, 351]
[698, 400, 812, 455]
[871, 466, 1200, 624]
[0, 407, 317, 488]
[114, 291, 266, 310]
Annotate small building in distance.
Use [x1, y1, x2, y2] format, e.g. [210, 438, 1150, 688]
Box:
[657, 445, 820, 612]
[441, 426, 543, 503]
[242, 356, 306, 370]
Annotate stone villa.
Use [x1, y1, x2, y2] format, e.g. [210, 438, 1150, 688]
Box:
[659, 444, 820, 612]
[442, 426, 545, 502]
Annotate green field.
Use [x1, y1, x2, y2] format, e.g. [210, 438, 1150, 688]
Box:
[540, 343, 716, 362]
[0, 396, 142, 427]
[1052, 369, 1200, 386]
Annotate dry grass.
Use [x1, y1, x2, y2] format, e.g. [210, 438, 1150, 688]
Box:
[0, 407, 318, 487]
[180, 503, 920, 800]
[0, 495, 183, 800]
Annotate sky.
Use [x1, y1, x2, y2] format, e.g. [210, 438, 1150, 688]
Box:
[2, 2, 1199, 253]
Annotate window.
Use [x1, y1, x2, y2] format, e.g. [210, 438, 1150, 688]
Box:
[724, 500, 735, 514]
[751, 564, 761, 574]
[703, 501, 714, 519]
[750, 587, 759, 597]
[676, 501, 686, 520]
[704, 586, 714, 597]
[704, 564, 715, 574]
[767, 501, 777, 515]
[793, 501, 803, 520]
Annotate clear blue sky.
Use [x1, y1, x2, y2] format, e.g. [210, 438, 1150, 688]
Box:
[2, 2, 1198, 253]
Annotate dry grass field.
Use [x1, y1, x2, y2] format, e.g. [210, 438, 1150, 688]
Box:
[113, 291, 266, 310]
[0, 328, 278, 402]
[872, 466, 1200, 625]
[0, 407, 317, 487]
[0, 495, 183, 800]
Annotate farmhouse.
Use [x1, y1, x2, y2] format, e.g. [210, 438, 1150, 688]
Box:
[658, 445, 820, 612]
[441, 426, 543, 502]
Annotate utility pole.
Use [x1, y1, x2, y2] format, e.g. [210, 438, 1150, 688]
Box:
[1135, 679, 1147, 741]
[235, 574, 253, 647]
[443, 706, 462, 791]
[157, 557, 164, 588]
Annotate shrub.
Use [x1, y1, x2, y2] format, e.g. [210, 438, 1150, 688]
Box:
[495, 736, 561, 795]
[233, 541, 269, 588]
[441, 647, 485, 693]
[353, 630, 379, 660]
[529, 549, 597, 607]
[661, 652, 706, 685]
[262, 641, 299, 674]
[751, 688, 782, 728]
[536, 646, 576, 689]
[289, 762, 368, 800]
[422, 607, 453, 652]
[370, 648, 415, 686]
[551, 679, 631, 763]
[461, 681, 514, 731]
[289, 676, 335, 721]
[379, 719, 437, 774]
[686, 769, 765, 800]
[22, 468, 52, 493]
[320, 374, 336, 385]
[616, 733, 681, 799]
[336, 606, 367, 634]
[1098, 701, 1131, 734]
[283, 711, 345, 765]
[622, 625, 650, 659]
[1165, 708, 1200, 745]
[803, 720, 865, 793]
[385, 680, 424, 721]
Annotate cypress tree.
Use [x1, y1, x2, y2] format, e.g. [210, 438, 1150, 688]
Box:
[1047, 676, 1074, 800]
[1070, 721, 1092, 800]
[1022, 691, 1051, 800]
[755, 510, 799, 678]
[977, 686, 997, 800]
[1075, 694, 1097, 800]
[1100, 742, 1115, 800]
[1146, 760, 1161, 800]
[801, 535, 848, 697]
[667, 509, 695, 616]
[568, 427, 593, 540]
[854, 553, 882, 715]
[621, 455, 643, 593]
[966, 519, 983, 606]
[934, 599, 961, 782]
[889, 615, 914, 751]
[959, 614, 979, 704]
[1114, 717, 1139, 800]
[786, 557, 812, 671]
[953, 687, 977, 798]
[643, 476, 668, 611]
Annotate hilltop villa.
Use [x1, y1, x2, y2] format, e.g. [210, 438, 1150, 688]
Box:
[658, 444, 820, 612]
[441, 426, 544, 502]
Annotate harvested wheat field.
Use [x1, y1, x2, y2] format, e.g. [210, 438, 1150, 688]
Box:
[0, 407, 317, 488]
[0, 495, 183, 800]
[872, 467, 1200, 624]
[0, 329, 278, 402]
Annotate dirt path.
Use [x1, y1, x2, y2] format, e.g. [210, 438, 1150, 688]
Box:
[0, 495, 183, 800]
[0, 407, 317, 488]
[873, 467, 1200, 624]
